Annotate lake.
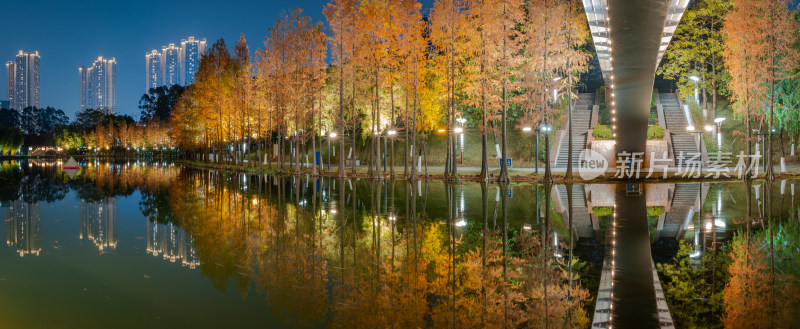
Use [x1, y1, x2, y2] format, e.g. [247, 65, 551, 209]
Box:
[0, 159, 797, 328]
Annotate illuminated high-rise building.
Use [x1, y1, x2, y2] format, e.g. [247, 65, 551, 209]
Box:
[6, 199, 41, 257]
[145, 50, 162, 92]
[145, 36, 205, 92]
[5, 50, 40, 111]
[161, 43, 180, 86]
[79, 56, 116, 113]
[80, 197, 117, 251]
[180, 37, 206, 85]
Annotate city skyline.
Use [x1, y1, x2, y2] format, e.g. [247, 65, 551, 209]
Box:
[0, 0, 332, 119]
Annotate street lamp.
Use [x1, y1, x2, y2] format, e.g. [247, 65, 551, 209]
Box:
[453, 124, 465, 164]
[714, 117, 725, 151]
[385, 129, 397, 172]
[689, 74, 701, 106]
[753, 129, 767, 173]
[687, 125, 711, 174]
[551, 77, 563, 103]
[327, 132, 338, 171]
[522, 126, 538, 174]
[541, 125, 553, 181]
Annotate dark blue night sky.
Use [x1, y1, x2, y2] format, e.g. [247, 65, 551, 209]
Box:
[0, 0, 336, 119]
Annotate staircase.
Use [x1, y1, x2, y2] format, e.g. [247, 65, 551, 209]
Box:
[554, 185, 594, 238]
[659, 183, 700, 239]
[660, 93, 700, 167]
[554, 93, 594, 167]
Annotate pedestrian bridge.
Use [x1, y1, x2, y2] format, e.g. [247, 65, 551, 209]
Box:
[29, 147, 63, 156]
[581, 0, 690, 156]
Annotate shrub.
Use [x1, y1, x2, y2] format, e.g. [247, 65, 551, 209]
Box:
[647, 206, 665, 217]
[593, 125, 612, 140]
[648, 125, 664, 140]
[594, 207, 613, 217]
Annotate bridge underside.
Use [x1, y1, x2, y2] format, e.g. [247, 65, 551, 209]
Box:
[583, 0, 689, 155]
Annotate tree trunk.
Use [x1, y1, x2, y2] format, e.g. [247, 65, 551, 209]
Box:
[497, 6, 509, 183]
[339, 39, 346, 177]
[480, 77, 489, 181]
[410, 66, 419, 182]
[390, 83, 395, 178]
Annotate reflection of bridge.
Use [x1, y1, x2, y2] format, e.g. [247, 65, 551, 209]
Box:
[29, 147, 63, 156]
[552, 183, 708, 240]
[552, 184, 709, 329]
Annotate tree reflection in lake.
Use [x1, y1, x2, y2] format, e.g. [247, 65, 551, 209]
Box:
[146, 170, 593, 328]
[2, 160, 799, 328]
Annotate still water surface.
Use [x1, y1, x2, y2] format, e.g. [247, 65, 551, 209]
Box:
[0, 159, 798, 328]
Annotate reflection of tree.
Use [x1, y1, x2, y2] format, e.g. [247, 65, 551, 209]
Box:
[253, 181, 329, 329]
[20, 172, 69, 203]
[657, 241, 730, 328]
[167, 171, 254, 296]
[0, 161, 23, 202]
[132, 173, 594, 328]
[72, 162, 178, 201]
[723, 229, 800, 329]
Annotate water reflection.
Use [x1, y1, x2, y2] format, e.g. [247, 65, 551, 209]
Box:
[6, 199, 41, 257]
[146, 221, 198, 268]
[0, 159, 798, 328]
[79, 197, 117, 251]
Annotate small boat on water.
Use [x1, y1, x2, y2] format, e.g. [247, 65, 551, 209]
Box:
[63, 157, 80, 169]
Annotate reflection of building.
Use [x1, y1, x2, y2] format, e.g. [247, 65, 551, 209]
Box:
[6, 199, 41, 257]
[80, 198, 117, 251]
[79, 56, 117, 113]
[146, 221, 198, 269]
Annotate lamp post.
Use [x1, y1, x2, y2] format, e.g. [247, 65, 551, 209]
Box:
[752, 129, 768, 173]
[454, 126, 464, 164]
[689, 74, 701, 107]
[386, 129, 396, 173]
[523, 126, 534, 173]
[327, 132, 337, 171]
[541, 125, 553, 182]
[456, 117, 466, 164]
[714, 117, 725, 152]
[687, 125, 713, 174]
